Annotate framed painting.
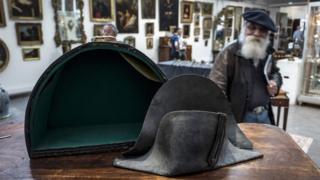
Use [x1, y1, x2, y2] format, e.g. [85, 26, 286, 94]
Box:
[0, 39, 9, 72]
[203, 17, 213, 30]
[202, 2, 213, 16]
[194, 1, 201, 13]
[115, 0, 138, 33]
[142, 0, 155, 19]
[15, 23, 43, 46]
[0, 0, 6, 27]
[203, 30, 210, 39]
[93, 24, 104, 36]
[90, 0, 114, 22]
[145, 22, 154, 36]
[194, 14, 200, 26]
[181, 1, 193, 23]
[194, 37, 199, 42]
[123, 36, 135, 47]
[183, 24, 190, 38]
[22, 48, 40, 61]
[194, 27, 200, 36]
[159, 0, 178, 31]
[8, 0, 42, 20]
[146, 37, 153, 49]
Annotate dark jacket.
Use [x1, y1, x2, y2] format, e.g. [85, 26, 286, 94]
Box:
[209, 41, 282, 124]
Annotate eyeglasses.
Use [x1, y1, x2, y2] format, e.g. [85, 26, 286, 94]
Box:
[245, 22, 268, 35]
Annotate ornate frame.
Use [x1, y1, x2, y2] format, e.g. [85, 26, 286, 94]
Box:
[22, 48, 40, 61]
[0, 39, 9, 72]
[0, 0, 6, 27]
[89, 0, 114, 22]
[181, 1, 193, 23]
[8, 0, 43, 20]
[15, 23, 43, 46]
[52, 0, 86, 46]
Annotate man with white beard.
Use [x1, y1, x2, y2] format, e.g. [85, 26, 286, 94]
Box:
[209, 10, 282, 125]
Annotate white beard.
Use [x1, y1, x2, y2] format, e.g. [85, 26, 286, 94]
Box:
[239, 31, 270, 65]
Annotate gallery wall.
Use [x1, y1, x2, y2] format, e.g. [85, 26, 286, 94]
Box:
[0, 0, 270, 95]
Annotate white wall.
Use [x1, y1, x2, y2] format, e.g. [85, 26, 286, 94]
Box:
[0, 0, 278, 95]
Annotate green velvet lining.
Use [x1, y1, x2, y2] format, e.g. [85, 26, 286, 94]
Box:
[29, 48, 163, 152]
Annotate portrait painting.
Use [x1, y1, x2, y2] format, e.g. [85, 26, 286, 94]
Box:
[159, 0, 178, 31]
[15, 23, 43, 46]
[194, 27, 200, 36]
[145, 22, 154, 36]
[194, 1, 201, 13]
[90, 0, 114, 22]
[142, 0, 155, 19]
[0, 39, 9, 72]
[202, 2, 213, 16]
[181, 2, 193, 23]
[8, 0, 43, 20]
[0, 0, 6, 27]
[93, 24, 104, 36]
[123, 36, 135, 47]
[203, 17, 213, 30]
[183, 24, 190, 38]
[22, 48, 40, 61]
[116, 0, 138, 33]
[146, 38, 153, 49]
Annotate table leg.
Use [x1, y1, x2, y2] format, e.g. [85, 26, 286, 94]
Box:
[283, 107, 289, 131]
[277, 106, 281, 126]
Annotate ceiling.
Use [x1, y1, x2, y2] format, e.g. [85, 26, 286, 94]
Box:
[228, 0, 308, 7]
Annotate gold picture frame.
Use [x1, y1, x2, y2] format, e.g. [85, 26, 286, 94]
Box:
[8, 0, 43, 20]
[15, 23, 43, 46]
[146, 37, 153, 49]
[0, 0, 6, 27]
[181, 1, 193, 23]
[202, 2, 213, 16]
[145, 22, 154, 36]
[203, 17, 213, 31]
[22, 48, 40, 61]
[90, 0, 114, 22]
[0, 39, 9, 72]
[93, 24, 104, 36]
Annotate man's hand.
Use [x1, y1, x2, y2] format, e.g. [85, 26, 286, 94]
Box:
[267, 80, 278, 97]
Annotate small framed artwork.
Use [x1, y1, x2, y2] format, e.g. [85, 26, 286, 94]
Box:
[194, 37, 199, 42]
[203, 17, 213, 30]
[0, 0, 6, 27]
[205, 40, 208, 46]
[0, 39, 9, 72]
[90, 0, 114, 22]
[194, 1, 201, 13]
[123, 36, 135, 47]
[181, 1, 193, 23]
[145, 23, 154, 36]
[15, 23, 43, 46]
[183, 24, 190, 38]
[93, 24, 104, 36]
[142, 0, 155, 19]
[22, 48, 40, 61]
[194, 14, 200, 27]
[116, 0, 139, 33]
[203, 30, 211, 39]
[146, 38, 153, 49]
[202, 3, 213, 16]
[194, 27, 200, 36]
[8, 0, 43, 20]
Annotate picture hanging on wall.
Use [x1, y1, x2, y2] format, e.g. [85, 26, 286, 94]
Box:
[183, 24, 190, 38]
[8, 0, 43, 20]
[194, 27, 200, 36]
[181, 1, 193, 23]
[65, 0, 74, 11]
[203, 30, 210, 39]
[169, 25, 176, 33]
[201, 2, 213, 16]
[123, 36, 135, 47]
[93, 24, 104, 36]
[116, 0, 138, 33]
[194, 37, 199, 42]
[159, 0, 178, 31]
[90, 0, 114, 22]
[145, 23, 154, 36]
[194, 1, 201, 13]
[142, 0, 155, 19]
[22, 48, 40, 61]
[146, 38, 153, 49]
[0, 39, 9, 72]
[203, 17, 213, 31]
[0, 0, 6, 27]
[194, 14, 200, 27]
[15, 23, 43, 46]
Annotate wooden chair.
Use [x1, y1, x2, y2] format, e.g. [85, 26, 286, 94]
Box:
[270, 90, 290, 131]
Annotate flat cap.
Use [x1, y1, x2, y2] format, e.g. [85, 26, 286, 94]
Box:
[243, 10, 277, 32]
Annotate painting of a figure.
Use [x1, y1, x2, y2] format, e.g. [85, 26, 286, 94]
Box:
[142, 0, 155, 19]
[116, 0, 138, 33]
[90, 0, 114, 22]
[181, 2, 193, 23]
[8, 0, 42, 20]
[159, 0, 178, 31]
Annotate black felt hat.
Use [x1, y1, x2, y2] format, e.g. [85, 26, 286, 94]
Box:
[243, 10, 277, 32]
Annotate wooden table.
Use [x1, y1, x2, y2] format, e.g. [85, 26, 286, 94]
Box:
[0, 121, 319, 179]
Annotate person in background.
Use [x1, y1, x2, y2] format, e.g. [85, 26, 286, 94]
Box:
[209, 10, 282, 125]
[170, 28, 186, 60]
[95, 23, 118, 42]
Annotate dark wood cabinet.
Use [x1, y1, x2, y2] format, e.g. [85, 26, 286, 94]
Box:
[159, 37, 171, 62]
